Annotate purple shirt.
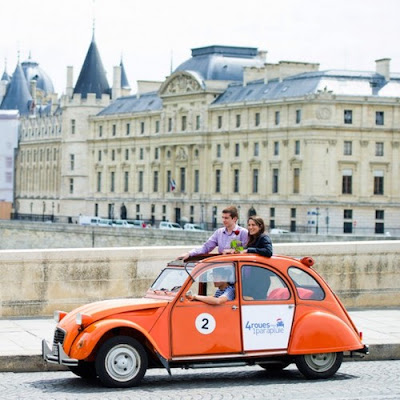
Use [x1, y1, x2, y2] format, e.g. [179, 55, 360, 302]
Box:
[189, 225, 248, 256]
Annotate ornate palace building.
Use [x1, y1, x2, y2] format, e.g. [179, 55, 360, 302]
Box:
[14, 41, 400, 235]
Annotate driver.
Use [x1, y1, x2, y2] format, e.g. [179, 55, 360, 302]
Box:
[186, 268, 235, 305]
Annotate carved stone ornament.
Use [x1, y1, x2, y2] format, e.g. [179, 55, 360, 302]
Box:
[176, 147, 188, 161]
[165, 75, 201, 94]
[316, 107, 332, 120]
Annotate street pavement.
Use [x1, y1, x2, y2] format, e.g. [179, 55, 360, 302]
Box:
[0, 308, 399, 372]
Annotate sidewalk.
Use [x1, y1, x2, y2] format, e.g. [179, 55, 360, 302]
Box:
[0, 309, 399, 372]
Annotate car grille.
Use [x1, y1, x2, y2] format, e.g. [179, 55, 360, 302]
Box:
[52, 328, 66, 356]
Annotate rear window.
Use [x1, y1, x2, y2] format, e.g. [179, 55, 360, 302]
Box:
[288, 267, 325, 300]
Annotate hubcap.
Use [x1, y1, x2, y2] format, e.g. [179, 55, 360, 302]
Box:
[105, 344, 141, 382]
[304, 353, 336, 372]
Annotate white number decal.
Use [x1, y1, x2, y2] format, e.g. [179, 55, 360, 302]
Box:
[195, 313, 216, 335]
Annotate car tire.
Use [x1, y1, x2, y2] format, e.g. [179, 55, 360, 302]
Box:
[295, 352, 343, 379]
[95, 336, 148, 388]
[68, 360, 97, 379]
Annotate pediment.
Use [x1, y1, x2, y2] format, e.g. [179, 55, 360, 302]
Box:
[159, 72, 204, 96]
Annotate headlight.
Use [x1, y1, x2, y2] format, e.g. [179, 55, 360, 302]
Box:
[54, 311, 67, 323]
[76, 312, 94, 327]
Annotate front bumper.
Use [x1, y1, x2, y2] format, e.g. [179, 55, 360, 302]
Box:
[42, 339, 79, 367]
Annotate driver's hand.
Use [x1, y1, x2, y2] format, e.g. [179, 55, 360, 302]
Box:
[177, 252, 190, 260]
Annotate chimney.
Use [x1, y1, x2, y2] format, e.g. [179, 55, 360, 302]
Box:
[375, 58, 391, 81]
[66, 66, 73, 98]
[112, 65, 122, 100]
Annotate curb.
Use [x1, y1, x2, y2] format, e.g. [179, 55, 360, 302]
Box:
[0, 344, 398, 373]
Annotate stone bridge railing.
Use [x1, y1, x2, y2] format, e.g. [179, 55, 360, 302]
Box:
[0, 241, 399, 317]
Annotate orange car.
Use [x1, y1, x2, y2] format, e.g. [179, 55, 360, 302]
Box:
[42, 253, 368, 387]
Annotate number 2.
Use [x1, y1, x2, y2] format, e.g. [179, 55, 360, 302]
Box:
[201, 318, 209, 330]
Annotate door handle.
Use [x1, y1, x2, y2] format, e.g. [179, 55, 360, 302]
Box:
[232, 305, 238, 310]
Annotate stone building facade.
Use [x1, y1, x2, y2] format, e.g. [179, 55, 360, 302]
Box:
[14, 43, 400, 235]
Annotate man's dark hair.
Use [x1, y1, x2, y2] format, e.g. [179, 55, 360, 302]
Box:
[222, 205, 238, 219]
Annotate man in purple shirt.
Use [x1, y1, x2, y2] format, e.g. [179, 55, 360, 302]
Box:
[179, 206, 248, 261]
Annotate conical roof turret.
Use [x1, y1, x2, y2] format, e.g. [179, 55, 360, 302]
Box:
[0, 62, 32, 115]
[73, 36, 111, 99]
[120, 59, 130, 90]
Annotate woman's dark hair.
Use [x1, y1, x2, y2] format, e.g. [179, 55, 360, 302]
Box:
[247, 216, 266, 247]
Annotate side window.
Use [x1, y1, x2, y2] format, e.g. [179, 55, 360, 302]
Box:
[288, 267, 325, 300]
[241, 265, 290, 301]
[190, 264, 236, 299]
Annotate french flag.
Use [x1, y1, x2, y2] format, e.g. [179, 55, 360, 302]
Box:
[170, 178, 176, 191]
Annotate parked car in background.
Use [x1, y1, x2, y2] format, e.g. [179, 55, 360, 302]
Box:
[97, 219, 113, 227]
[78, 216, 101, 226]
[159, 221, 183, 230]
[184, 223, 205, 231]
[270, 228, 290, 234]
[126, 220, 147, 229]
[112, 220, 131, 228]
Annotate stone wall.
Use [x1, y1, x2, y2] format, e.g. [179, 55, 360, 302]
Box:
[0, 241, 399, 317]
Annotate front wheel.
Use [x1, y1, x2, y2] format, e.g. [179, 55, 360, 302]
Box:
[95, 336, 148, 388]
[295, 352, 343, 379]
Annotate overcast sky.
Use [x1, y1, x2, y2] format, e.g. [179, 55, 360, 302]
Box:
[1, 0, 400, 95]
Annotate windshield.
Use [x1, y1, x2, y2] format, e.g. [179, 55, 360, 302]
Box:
[151, 267, 193, 292]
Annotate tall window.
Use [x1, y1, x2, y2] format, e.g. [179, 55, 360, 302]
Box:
[236, 114, 241, 128]
[168, 118, 172, 132]
[153, 171, 159, 192]
[295, 140, 300, 155]
[140, 122, 145, 134]
[154, 148, 159, 160]
[126, 123, 130, 135]
[181, 116, 187, 131]
[373, 172, 384, 195]
[196, 115, 200, 130]
[167, 170, 171, 192]
[194, 169, 199, 193]
[112, 124, 116, 136]
[343, 209, 353, 233]
[111, 149, 115, 161]
[296, 109, 301, 124]
[97, 172, 102, 192]
[155, 120, 160, 133]
[344, 141, 352, 155]
[275, 111, 280, 125]
[217, 144, 221, 158]
[216, 169, 221, 193]
[255, 112, 260, 126]
[138, 171, 143, 192]
[124, 171, 129, 192]
[139, 148, 144, 160]
[293, 168, 300, 193]
[344, 110, 353, 124]
[180, 167, 186, 192]
[99, 125, 103, 137]
[98, 150, 102, 162]
[272, 169, 279, 193]
[375, 142, 384, 156]
[69, 178, 74, 194]
[70, 154, 75, 170]
[254, 142, 259, 156]
[235, 143, 240, 157]
[252, 169, 259, 193]
[218, 115, 222, 129]
[274, 141, 279, 156]
[125, 149, 129, 161]
[71, 119, 76, 134]
[234, 169, 239, 193]
[376, 111, 384, 125]
[110, 172, 115, 192]
[342, 170, 352, 194]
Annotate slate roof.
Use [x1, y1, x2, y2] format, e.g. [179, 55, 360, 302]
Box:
[21, 57, 54, 95]
[120, 59, 130, 89]
[212, 70, 400, 105]
[73, 37, 111, 99]
[0, 63, 33, 115]
[174, 45, 264, 81]
[97, 91, 162, 116]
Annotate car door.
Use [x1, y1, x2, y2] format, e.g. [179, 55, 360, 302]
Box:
[170, 262, 242, 357]
[240, 263, 295, 352]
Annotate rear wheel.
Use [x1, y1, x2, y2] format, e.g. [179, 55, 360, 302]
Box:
[68, 360, 97, 379]
[95, 336, 148, 388]
[295, 352, 343, 379]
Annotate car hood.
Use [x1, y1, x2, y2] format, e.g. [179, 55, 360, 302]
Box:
[59, 298, 169, 328]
